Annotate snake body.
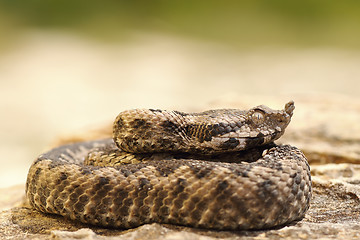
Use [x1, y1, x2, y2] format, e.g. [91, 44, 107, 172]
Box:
[26, 101, 311, 230]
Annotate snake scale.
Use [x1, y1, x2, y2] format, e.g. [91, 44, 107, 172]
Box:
[26, 101, 311, 230]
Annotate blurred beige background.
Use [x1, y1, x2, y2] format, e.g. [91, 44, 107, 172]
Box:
[1, 1, 360, 188]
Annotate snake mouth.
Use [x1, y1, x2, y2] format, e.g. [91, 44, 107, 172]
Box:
[216, 128, 283, 141]
[242, 131, 283, 147]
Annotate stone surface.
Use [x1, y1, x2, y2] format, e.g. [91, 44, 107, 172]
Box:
[1, 95, 360, 239]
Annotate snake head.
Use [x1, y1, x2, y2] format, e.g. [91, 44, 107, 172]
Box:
[197, 101, 295, 153]
[243, 100, 294, 145]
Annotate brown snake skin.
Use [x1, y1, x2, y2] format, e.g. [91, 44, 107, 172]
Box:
[26, 101, 311, 230]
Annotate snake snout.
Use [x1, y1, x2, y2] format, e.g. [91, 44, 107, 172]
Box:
[276, 101, 295, 127]
[284, 101, 295, 117]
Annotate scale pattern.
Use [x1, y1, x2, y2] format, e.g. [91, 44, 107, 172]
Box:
[26, 101, 311, 230]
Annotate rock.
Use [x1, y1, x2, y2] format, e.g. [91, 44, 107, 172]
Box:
[1, 94, 360, 239]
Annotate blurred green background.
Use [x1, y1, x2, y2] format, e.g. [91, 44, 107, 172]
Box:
[1, 1, 360, 188]
[1, 0, 360, 49]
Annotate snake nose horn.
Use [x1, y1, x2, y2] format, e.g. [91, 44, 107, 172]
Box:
[284, 101, 295, 117]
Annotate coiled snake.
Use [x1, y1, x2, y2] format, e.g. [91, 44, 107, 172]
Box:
[26, 101, 311, 230]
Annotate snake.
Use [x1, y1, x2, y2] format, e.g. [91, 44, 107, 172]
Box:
[26, 101, 311, 230]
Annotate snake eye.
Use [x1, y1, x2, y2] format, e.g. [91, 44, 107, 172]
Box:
[251, 111, 264, 125]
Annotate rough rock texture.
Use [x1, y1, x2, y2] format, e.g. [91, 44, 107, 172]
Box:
[1, 95, 360, 239]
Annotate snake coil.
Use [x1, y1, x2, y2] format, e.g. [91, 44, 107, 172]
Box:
[26, 101, 311, 230]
